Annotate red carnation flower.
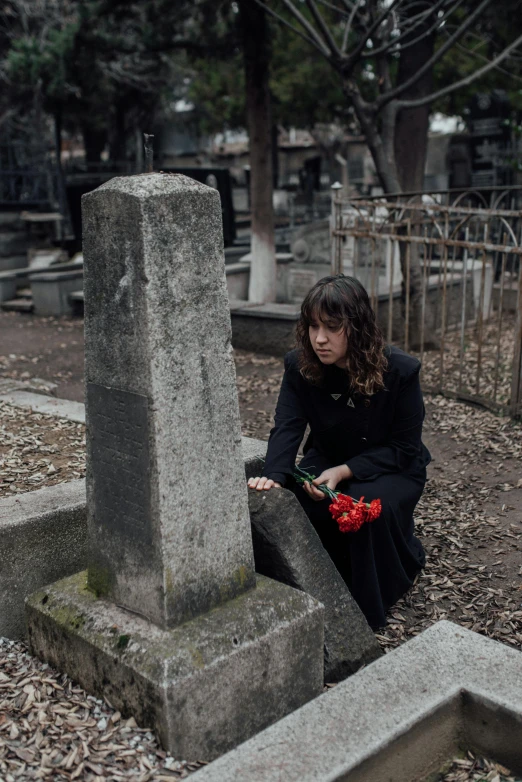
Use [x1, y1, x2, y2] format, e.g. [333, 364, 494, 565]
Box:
[292, 465, 382, 534]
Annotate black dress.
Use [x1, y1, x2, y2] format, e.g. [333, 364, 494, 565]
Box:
[263, 346, 431, 629]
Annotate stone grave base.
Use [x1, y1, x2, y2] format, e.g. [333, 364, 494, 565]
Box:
[189, 621, 522, 782]
[248, 489, 382, 681]
[26, 571, 324, 761]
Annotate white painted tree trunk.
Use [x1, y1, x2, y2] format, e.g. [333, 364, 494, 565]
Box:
[240, 0, 277, 305]
[248, 229, 276, 304]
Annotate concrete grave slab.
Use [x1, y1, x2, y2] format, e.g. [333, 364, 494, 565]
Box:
[0, 480, 87, 639]
[249, 489, 382, 682]
[0, 231, 29, 258]
[26, 572, 324, 762]
[190, 620, 522, 782]
[31, 270, 84, 316]
[0, 391, 86, 423]
[0, 255, 27, 273]
[0, 437, 267, 642]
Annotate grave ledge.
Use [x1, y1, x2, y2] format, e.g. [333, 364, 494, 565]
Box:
[26, 570, 324, 761]
[0, 479, 87, 640]
[0, 435, 267, 640]
[189, 620, 522, 782]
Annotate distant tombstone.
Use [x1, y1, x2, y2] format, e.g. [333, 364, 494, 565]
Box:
[289, 219, 332, 302]
[469, 90, 512, 189]
[291, 219, 331, 264]
[340, 206, 401, 296]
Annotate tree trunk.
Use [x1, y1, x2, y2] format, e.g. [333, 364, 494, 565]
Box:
[271, 122, 279, 189]
[344, 72, 440, 349]
[240, 0, 276, 304]
[347, 88, 401, 193]
[82, 125, 106, 164]
[394, 10, 439, 349]
[110, 102, 127, 164]
[53, 111, 67, 231]
[394, 9, 436, 193]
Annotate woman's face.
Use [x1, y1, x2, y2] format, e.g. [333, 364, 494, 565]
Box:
[309, 313, 348, 368]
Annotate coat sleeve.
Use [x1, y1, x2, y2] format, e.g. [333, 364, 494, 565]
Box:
[263, 357, 308, 485]
[345, 364, 425, 481]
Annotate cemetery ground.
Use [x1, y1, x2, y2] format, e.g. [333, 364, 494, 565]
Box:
[1, 310, 522, 781]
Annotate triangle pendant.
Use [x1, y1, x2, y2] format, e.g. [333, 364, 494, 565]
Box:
[347, 397, 355, 408]
[331, 394, 342, 400]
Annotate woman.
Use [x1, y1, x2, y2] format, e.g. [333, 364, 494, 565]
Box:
[248, 275, 431, 629]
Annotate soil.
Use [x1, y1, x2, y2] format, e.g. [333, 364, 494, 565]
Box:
[0, 311, 84, 402]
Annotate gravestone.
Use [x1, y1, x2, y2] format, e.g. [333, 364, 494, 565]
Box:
[469, 90, 512, 188]
[248, 490, 382, 682]
[26, 173, 324, 761]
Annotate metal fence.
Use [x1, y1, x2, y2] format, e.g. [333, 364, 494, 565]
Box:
[331, 186, 522, 418]
[0, 141, 61, 208]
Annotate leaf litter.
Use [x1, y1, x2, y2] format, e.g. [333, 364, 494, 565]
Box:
[0, 638, 206, 781]
[2, 343, 522, 780]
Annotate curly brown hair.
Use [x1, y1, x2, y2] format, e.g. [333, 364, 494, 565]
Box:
[295, 275, 387, 395]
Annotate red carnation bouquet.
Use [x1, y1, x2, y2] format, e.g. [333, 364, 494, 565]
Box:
[293, 464, 381, 534]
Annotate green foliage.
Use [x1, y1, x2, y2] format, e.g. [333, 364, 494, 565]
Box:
[7, 21, 80, 104]
[270, 21, 349, 129]
[432, 0, 522, 118]
[186, 3, 353, 136]
[1, 0, 194, 157]
[188, 52, 246, 133]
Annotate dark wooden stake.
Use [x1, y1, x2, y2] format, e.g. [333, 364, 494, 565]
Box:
[143, 134, 154, 173]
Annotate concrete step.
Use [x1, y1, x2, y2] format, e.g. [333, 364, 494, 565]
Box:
[1, 297, 34, 313]
[0, 255, 28, 273]
[69, 290, 84, 317]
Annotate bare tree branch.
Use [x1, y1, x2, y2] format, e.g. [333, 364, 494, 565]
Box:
[441, 27, 522, 83]
[251, 0, 331, 56]
[345, 0, 404, 65]
[396, 31, 522, 109]
[337, 0, 358, 12]
[362, 0, 457, 59]
[277, 0, 333, 56]
[377, 0, 495, 107]
[342, 0, 365, 54]
[314, 0, 351, 15]
[305, 0, 342, 56]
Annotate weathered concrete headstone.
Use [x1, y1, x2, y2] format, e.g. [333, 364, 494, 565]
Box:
[82, 174, 256, 627]
[26, 173, 324, 761]
[248, 490, 382, 682]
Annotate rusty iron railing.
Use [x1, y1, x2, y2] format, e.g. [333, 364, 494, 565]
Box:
[331, 186, 522, 418]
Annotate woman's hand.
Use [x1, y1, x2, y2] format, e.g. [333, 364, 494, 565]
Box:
[248, 477, 283, 491]
[303, 464, 353, 502]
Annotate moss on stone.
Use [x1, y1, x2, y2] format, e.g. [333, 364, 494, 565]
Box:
[165, 568, 174, 596]
[51, 604, 86, 632]
[88, 564, 113, 597]
[219, 565, 255, 604]
[117, 634, 131, 650]
[189, 646, 205, 669]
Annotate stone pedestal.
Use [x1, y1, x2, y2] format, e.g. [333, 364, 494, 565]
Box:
[26, 173, 325, 759]
[27, 572, 323, 761]
[249, 490, 381, 681]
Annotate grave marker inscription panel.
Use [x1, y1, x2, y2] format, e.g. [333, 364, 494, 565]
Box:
[87, 383, 151, 545]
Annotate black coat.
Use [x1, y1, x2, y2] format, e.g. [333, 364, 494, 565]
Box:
[262, 346, 431, 629]
[264, 345, 431, 484]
